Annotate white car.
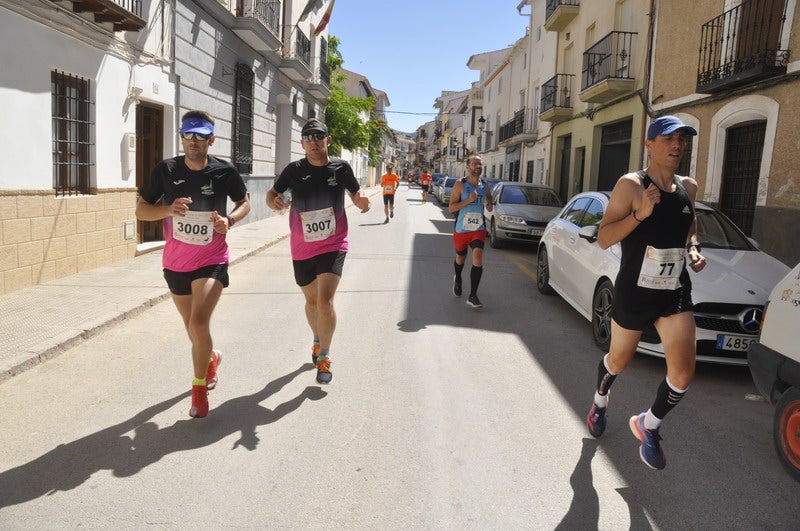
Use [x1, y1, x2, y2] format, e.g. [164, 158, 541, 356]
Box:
[748, 261, 800, 481]
[536, 191, 790, 365]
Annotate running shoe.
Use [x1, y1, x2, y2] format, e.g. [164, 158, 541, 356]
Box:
[189, 384, 209, 418]
[390, 211, 394, 218]
[312, 344, 321, 364]
[205, 350, 221, 390]
[629, 412, 666, 470]
[316, 358, 332, 384]
[587, 401, 607, 437]
[467, 294, 483, 308]
[453, 276, 462, 297]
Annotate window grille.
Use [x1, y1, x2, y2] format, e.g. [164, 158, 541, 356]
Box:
[719, 121, 766, 236]
[52, 71, 93, 196]
[233, 63, 254, 174]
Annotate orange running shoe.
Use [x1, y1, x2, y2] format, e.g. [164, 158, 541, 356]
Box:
[189, 384, 209, 418]
[315, 358, 332, 384]
[206, 350, 222, 390]
[312, 344, 321, 364]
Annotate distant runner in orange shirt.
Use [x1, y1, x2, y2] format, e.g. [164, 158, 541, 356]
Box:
[380, 164, 401, 223]
[419, 170, 432, 204]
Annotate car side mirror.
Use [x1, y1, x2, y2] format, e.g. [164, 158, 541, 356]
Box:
[578, 224, 599, 243]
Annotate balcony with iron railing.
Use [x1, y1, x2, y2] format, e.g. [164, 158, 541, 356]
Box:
[498, 108, 538, 145]
[308, 61, 331, 99]
[539, 74, 574, 123]
[51, 0, 146, 31]
[280, 27, 312, 81]
[697, 0, 790, 93]
[232, 0, 282, 54]
[544, 0, 580, 32]
[579, 31, 637, 103]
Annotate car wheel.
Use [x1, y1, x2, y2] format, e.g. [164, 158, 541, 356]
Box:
[592, 279, 614, 351]
[774, 386, 800, 482]
[489, 220, 504, 249]
[536, 246, 555, 295]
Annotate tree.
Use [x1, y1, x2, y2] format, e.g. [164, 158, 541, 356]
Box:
[324, 36, 388, 166]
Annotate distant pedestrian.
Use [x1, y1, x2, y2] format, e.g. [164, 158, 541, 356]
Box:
[136, 110, 251, 418]
[585, 115, 706, 470]
[380, 165, 400, 222]
[266, 119, 370, 384]
[448, 155, 493, 308]
[419, 170, 432, 203]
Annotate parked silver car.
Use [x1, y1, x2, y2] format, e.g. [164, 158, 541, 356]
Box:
[536, 191, 790, 365]
[438, 176, 458, 205]
[483, 182, 563, 248]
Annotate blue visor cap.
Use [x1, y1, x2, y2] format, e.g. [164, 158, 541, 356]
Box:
[646, 116, 697, 140]
[179, 118, 214, 135]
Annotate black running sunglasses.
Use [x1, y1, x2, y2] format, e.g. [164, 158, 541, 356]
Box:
[180, 132, 212, 141]
[301, 132, 328, 141]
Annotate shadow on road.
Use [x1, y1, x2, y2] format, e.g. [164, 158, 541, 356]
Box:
[394, 229, 798, 528]
[0, 364, 323, 509]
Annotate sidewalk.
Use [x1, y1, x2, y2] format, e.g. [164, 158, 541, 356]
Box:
[0, 186, 383, 384]
[0, 211, 296, 385]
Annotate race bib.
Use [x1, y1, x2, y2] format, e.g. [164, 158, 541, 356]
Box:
[462, 212, 483, 231]
[172, 210, 214, 246]
[384, 185, 394, 193]
[300, 207, 336, 242]
[637, 245, 684, 290]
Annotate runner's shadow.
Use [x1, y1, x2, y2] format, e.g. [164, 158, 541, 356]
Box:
[0, 364, 321, 509]
[555, 438, 600, 530]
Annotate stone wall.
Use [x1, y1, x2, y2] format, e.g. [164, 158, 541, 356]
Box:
[0, 189, 138, 295]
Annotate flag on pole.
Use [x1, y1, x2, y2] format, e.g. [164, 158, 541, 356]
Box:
[312, 0, 336, 36]
[299, 0, 326, 23]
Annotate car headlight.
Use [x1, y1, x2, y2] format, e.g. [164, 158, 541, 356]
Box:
[498, 214, 526, 225]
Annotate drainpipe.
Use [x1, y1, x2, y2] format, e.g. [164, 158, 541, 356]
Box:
[640, 0, 657, 168]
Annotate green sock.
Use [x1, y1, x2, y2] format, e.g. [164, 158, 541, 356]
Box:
[193, 377, 207, 387]
[318, 349, 330, 361]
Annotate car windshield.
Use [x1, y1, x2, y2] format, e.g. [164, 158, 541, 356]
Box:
[696, 208, 754, 250]
[444, 178, 457, 187]
[500, 185, 563, 207]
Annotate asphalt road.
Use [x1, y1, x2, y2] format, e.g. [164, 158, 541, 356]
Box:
[1, 183, 798, 529]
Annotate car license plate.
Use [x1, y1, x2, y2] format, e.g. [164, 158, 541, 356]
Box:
[715, 334, 756, 351]
[528, 228, 544, 236]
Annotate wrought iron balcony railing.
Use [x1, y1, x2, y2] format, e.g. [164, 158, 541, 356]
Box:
[697, 0, 789, 93]
[544, 0, 580, 31]
[540, 74, 574, 113]
[52, 0, 146, 31]
[582, 31, 636, 91]
[294, 29, 311, 67]
[248, 0, 279, 36]
[498, 108, 538, 143]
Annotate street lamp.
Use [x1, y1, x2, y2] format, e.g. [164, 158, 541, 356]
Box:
[477, 116, 491, 153]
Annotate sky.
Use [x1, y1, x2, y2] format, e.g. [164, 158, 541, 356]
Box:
[327, 1, 531, 134]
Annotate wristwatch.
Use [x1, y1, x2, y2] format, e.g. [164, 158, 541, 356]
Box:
[227, 215, 236, 227]
[686, 241, 701, 253]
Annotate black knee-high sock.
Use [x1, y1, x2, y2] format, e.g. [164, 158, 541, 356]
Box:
[650, 377, 686, 420]
[454, 261, 464, 283]
[470, 265, 483, 296]
[596, 355, 617, 395]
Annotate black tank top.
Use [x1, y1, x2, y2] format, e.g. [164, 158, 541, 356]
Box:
[616, 171, 694, 294]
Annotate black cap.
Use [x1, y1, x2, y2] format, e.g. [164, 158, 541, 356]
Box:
[301, 119, 328, 136]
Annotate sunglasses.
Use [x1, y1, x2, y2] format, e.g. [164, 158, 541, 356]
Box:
[301, 132, 328, 141]
[180, 132, 211, 141]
